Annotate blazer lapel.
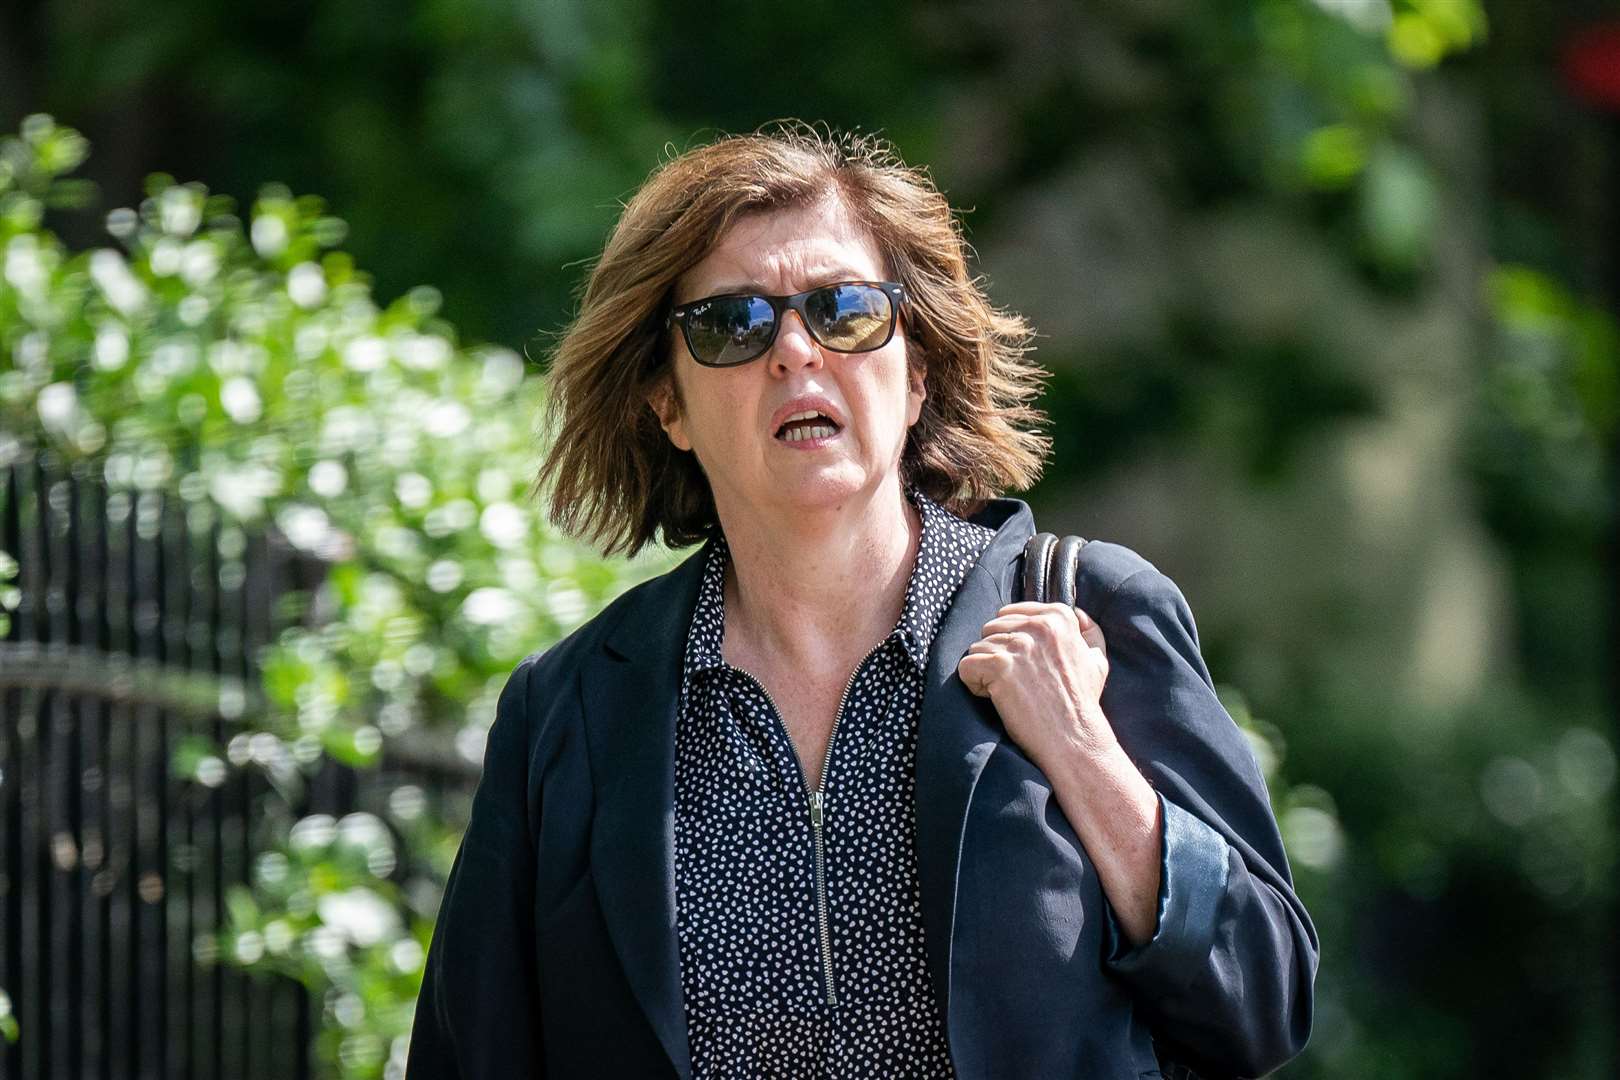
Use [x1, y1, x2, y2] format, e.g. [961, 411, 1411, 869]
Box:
[914, 498, 1032, 1029]
[584, 545, 709, 1080]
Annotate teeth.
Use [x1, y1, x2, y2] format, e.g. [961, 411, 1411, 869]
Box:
[780, 409, 835, 424]
[782, 425, 837, 442]
[775, 407, 840, 442]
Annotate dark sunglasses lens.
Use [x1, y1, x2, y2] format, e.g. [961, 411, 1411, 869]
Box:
[684, 295, 776, 365]
[805, 284, 893, 352]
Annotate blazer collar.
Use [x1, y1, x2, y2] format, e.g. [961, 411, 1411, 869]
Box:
[584, 498, 1035, 1077]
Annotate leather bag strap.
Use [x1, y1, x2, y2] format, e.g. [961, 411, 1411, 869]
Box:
[1018, 531, 1087, 606]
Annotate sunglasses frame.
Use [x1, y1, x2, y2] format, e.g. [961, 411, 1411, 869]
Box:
[665, 279, 908, 368]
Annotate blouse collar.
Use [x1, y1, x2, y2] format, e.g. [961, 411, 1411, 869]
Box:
[682, 486, 993, 677]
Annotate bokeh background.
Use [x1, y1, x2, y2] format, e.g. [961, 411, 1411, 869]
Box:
[1, 0, 1617, 1076]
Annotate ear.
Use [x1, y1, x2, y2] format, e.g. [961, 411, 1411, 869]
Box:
[905, 361, 927, 427]
[647, 376, 692, 452]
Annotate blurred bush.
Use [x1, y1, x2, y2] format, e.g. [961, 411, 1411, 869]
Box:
[1, 113, 674, 1076]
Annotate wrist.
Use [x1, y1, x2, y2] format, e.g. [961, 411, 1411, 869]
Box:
[1059, 704, 1123, 763]
[1043, 720, 1154, 819]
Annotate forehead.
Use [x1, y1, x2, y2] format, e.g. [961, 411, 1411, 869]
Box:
[676, 195, 887, 301]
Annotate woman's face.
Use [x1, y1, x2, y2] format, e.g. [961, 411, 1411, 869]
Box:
[653, 195, 926, 524]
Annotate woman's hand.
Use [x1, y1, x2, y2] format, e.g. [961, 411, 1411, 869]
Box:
[958, 599, 1165, 947]
[956, 600, 1115, 771]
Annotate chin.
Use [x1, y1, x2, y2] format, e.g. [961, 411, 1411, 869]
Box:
[767, 465, 888, 513]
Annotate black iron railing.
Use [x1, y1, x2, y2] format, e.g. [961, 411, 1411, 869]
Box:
[0, 447, 318, 1080]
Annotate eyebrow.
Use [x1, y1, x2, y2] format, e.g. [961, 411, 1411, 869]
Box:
[688, 267, 872, 300]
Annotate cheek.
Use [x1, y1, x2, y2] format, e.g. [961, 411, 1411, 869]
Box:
[677, 377, 754, 457]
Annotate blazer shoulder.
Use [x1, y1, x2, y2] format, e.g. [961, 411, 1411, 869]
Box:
[1075, 539, 1206, 661]
[493, 575, 656, 758]
[1072, 539, 1173, 608]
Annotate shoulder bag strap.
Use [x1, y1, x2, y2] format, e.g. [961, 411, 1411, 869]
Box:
[1018, 531, 1087, 605]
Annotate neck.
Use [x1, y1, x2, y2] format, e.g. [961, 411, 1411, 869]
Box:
[716, 478, 920, 673]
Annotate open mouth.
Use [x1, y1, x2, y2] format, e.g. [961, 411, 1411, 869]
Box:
[774, 409, 843, 443]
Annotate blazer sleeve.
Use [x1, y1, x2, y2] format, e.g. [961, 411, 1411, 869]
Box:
[1091, 568, 1319, 1079]
[405, 652, 545, 1079]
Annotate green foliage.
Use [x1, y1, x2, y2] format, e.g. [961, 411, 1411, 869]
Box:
[1464, 263, 1618, 705]
[0, 549, 16, 639]
[0, 113, 674, 1078]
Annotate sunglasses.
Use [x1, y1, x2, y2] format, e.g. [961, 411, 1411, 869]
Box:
[666, 280, 908, 368]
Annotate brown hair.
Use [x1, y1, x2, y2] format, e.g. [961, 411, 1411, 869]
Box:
[533, 121, 1050, 557]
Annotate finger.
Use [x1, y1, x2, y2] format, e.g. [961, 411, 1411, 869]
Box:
[990, 599, 1081, 622]
[996, 599, 1093, 624]
[956, 656, 989, 697]
[984, 609, 1078, 642]
[980, 613, 1041, 636]
[965, 628, 1017, 647]
[957, 652, 1006, 697]
[994, 601, 1066, 616]
[968, 631, 1033, 654]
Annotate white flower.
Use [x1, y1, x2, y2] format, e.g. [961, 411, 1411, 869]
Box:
[159, 186, 203, 236]
[36, 382, 80, 432]
[337, 812, 391, 853]
[180, 240, 219, 286]
[394, 472, 432, 509]
[89, 249, 148, 316]
[456, 724, 487, 765]
[287, 262, 327, 308]
[390, 938, 424, 975]
[343, 335, 387, 372]
[395, 333, 450, 371]
[148, 237, 183, 277]
[251, 214, 288, 257]
[316, 887, 400, 948]
[208, 463, 282, 520]
[308, 459, 348, 497]
[479, 348, 525, 394]
[320, 406, 376, 455]
[479, 502, 527, 548]
[424, 401, 470, 438]
[94, 326, 129, 371]
[461, 587, 520, 626]
[290, 814, 337, 852]
[220, 377, 262, 424]
[545, 581, 587, 625]
[425, 559, 463, 593]
[4, 235, 47, 297]
[276, 504, 332, 552]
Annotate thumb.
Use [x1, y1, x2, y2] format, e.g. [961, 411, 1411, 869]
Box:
[956, 653, 994, 698]
[1073, 605, 1106, 650]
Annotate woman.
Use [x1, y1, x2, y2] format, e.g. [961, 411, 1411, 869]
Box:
[405, 124, 1317, 1079]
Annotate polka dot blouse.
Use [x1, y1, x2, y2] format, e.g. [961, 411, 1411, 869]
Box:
[673, 487, 995, 1078]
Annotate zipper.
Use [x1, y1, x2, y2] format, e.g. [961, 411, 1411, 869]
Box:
[734, 639, 885, 1009]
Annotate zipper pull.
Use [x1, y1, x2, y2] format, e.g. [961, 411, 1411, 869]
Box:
[808, 790, 824, 829]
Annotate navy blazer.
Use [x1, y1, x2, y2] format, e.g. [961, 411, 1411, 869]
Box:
[405, 498, 1318, 1079]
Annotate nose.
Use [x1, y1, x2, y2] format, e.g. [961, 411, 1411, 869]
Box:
[767, 309, 824, 376]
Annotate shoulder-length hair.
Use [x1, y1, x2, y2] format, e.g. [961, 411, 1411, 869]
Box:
[533, 121, 1050, 557]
